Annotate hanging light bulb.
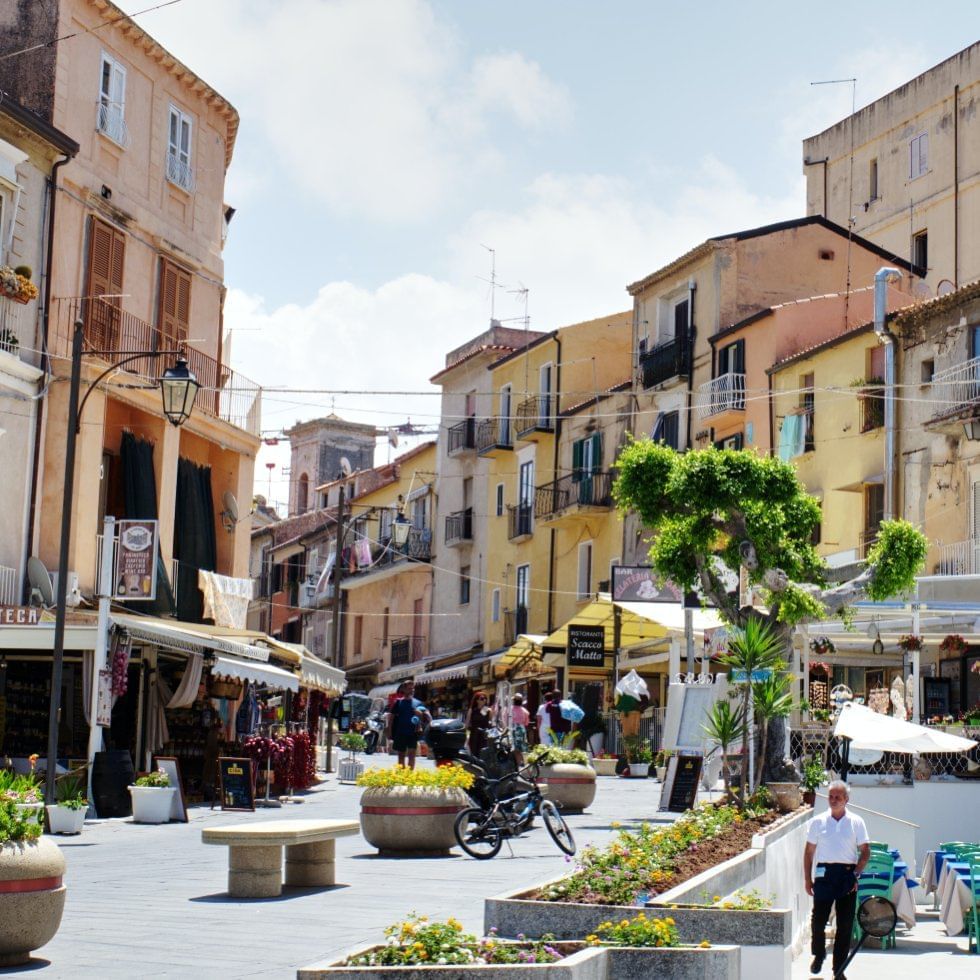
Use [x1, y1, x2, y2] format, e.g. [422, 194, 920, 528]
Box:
[872, 624, 884, 657]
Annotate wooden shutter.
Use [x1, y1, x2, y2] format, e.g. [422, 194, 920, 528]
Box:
[85, 217, 125, 350]
[157, 258, 191, 349]
[590, 432, 602, 473]
[571, 438, 584, 482]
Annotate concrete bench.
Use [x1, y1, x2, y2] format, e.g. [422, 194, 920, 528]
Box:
[202, 819, 359, 898]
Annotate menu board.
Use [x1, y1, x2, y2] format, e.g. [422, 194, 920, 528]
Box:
[659, 753, 703, 813]
[217, 757, 255, 811]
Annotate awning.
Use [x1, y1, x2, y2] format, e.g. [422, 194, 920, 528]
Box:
[259, 637, 304, 665]
[111, 613, 270, 661]
[300, 653, 345, 695]
[212, 654, 299, 692]
[346, 658, 383, 678]
[834, 702, 978, 754]
[368, 683, 399, 700]
[492, 634, 547, 678]
[614, 600, 725, 640]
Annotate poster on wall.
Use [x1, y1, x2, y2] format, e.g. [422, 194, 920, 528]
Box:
[567, 624, 605, 668]
[113, 519, 159, 601]
[96, 669, 113, 726]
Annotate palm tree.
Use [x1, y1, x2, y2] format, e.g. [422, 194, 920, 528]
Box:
[702, 699, 746, 801]
[752, 667, 794, 786]
[716, 619, 785, 803]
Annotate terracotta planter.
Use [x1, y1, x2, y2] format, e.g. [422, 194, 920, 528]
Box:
[537, 764, 596, 813]
[767, 782, 801, 813]
[45, 805, 86, 835]
[359, 785, 468, 855]
[128, 785, 176, 824]
[0, 837, 67, 966]
[591, 758, 618, 777]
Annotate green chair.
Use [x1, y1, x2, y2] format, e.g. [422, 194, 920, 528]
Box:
[855, 855, 897, 949]
[869, 841, 891, 853]
[967, 860, 980, 954]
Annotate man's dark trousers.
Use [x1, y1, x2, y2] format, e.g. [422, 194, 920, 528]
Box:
[811, 863, 857, 973]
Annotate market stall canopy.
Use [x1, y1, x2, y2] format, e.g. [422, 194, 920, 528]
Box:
[212, 653, 300, 692]
[111, 613, 270, 661]
[834, 702, 978, 754]
[263, 637, 345, 694]
[614, 600, 725, 640]
[492, 633, 546, 678]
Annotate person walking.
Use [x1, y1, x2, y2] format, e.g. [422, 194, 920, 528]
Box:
[386, 680, 431, 769]
[803, 780, 870, 978]
[465, 692, 492, 758]
[510, 694, 530, 766]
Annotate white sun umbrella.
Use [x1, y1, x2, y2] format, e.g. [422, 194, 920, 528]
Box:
[834, 702, 978, 754]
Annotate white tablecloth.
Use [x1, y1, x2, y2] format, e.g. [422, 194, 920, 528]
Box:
[890, 876, 917, 929]
[939, 866, 972, 936]
[921, 850, 940, 895]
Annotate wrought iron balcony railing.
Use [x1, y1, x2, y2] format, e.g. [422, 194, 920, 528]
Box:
[859, 388, 885, 433]
[0, 564, 17, 605]
[696, 371, 745, 419]
[166, 152, 195, 192]
[476, 417, 512, 454]
[390, 635, 426, 665]
[639, 332, 690, 389]
[938, 538, 980, 576]
[96, 101, 129, 147]
[445, 508, 473, 544]
[507, 503, 533, 540]
[515, 395, 554, 437]
[447, 418, 476, 453]
[534, 472, 614, 520]
[0, 293, 37, 365]
[931, 357, 980, 418]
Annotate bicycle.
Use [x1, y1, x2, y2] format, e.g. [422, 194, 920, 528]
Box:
[453, 765, 576, 860]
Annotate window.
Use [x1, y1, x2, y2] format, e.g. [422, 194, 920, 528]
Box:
[167, 105, 194, 190]
[714, 432, 744, 450]
[869, 158, 878, 201]
[716, 338, 745, 377]
[912, 231, 928, 274]
[863, 483, 885, 556]
[353, 615, 363, 656]
[909, 132, 928, 179]
[921, 359, 935, 383]
[85, 216, 125, 350]
[572, 432, 601, 480]
[673, 298, 689, 340]
[296, 474, 309, 513]
[539, 362, 553, 424]
[382, 607, 389, 646]
[516, 564, 530, 633]
[801, 373, 815, 453]
[379, 506, 393, 540]
[577, 541, 593, 600]
[157, 257, 192, 350]
[460, 565, 471, 605]
[491, 588, 501, 623]
[499, 384, 512, 444]
[652, 411, 680, 449]
[462, 476, 473, 510]
[496, 483, 504, 516]
[98, 53, 127, 146]
[411, 495, 426, 529]
[519, 460, 534, 507]
[972, 324, 980, 361]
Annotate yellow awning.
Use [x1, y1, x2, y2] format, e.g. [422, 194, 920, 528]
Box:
[492, 634, 546, 678]
[542, 598, 670, 650]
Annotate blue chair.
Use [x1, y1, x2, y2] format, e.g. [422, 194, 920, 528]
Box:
[967, 860, 980, 954]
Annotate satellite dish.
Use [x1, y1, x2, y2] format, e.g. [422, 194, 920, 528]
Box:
[339, 456, 352, 477]
[222, 490, 240, 522]
[937, 279, 955, 297]
[27, 556, 54, 607]
[911, 281, 932, 302]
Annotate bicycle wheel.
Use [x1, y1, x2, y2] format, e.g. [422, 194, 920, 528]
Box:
[540, 799, 576, 855]
[454, 807, 502, 859]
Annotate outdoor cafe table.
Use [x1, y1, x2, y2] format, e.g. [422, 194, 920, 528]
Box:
[860, 858, 916, 929]
[934, 858, 973, 936]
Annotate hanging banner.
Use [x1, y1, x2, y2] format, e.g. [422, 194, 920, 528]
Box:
[113, 520, 159, 601]
[96, 669, 113, 726]
[567, 624, 605, 668]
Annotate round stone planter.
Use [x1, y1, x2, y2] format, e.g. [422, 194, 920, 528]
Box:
[359, 785, 469, 855]
[128, 785, 176, 824]
[767, 782, 802, 813]
[45, 805, 86, 835]
[591, 757, 618, 777]
[537, 764, 596, 813]
[0, 837, 67, 967]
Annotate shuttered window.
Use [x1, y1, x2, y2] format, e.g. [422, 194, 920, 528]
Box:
[571, 432, 602, 481]
[157, 258, 192, 350]
[85, 217, 125, 350]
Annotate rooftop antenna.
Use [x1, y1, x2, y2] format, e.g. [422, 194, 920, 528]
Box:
[479, 244, 503, 327]
[507, 282, 530, 394]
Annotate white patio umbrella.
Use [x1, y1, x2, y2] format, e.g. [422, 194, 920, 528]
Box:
[834, 702, 978, 754]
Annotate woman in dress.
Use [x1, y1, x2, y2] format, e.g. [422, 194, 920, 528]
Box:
[510, 693, 530, 766]
[466, 692, 492, 758]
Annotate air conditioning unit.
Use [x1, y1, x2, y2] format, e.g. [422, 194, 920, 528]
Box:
[51, 571, 82, 607]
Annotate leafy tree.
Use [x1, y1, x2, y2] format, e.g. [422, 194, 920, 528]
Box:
[701, 699, 746, 801]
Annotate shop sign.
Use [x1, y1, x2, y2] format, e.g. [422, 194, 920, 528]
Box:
[0, 606, 40, 625]
[113, 520, 158, 601]
[567, 624, 605, 668]
[611, 566, 683, 603]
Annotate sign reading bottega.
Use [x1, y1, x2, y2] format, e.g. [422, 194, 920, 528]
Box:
[113, 519, 159, 601]
[567, 624, 605, 668]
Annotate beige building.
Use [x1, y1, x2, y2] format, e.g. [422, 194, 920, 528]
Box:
[803, 42, 980, 290]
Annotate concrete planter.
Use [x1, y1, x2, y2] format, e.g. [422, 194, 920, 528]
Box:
[338, 759, 364, 784]
[128, 785, 177, 824]
[766, 783, 800, 814]
[656, 766, 667, 782]
[537, 764, 596, 814]
[45, 805, 86, 835]
[0, 837, 67, 967]
[590, 758, 618, 777]
[625, 763, 650, 778]
[359, 785, 468, 855]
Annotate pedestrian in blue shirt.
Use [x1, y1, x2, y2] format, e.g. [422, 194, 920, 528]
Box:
[385, 680, 431, 769]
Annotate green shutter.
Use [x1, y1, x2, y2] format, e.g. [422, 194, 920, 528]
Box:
[571, 439, 583, 482]
[590, 432, 602, 473]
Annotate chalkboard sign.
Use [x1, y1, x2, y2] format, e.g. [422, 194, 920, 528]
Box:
[218, 757, 255, 812]
[659, 753, 703, 813]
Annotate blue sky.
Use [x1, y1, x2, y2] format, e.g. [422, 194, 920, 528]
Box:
[116, 1, 977, 511]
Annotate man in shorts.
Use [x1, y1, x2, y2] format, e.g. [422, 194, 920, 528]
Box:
[386, 680, 431, 769]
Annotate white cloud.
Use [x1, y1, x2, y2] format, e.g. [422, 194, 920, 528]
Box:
[469, 52, 572, 128]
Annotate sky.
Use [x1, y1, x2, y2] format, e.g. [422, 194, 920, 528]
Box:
[114, 0, 978, 513]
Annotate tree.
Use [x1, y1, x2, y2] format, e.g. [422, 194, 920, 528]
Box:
[751, 669, 794, 787]
[701, 699, 746, 801]
[615, 444, 928, 776]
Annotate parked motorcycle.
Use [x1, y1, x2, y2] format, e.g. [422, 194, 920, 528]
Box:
[363, 698, 388, 754]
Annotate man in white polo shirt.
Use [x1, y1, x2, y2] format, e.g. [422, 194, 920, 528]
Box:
[803, 780, 870, 977]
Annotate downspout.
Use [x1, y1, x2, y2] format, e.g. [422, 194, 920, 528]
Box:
[874, 267, 901, 522]
[767, 372, 775, 458]
[954, 84, 959, 287]
[547, 334, 562, 634]
[685, 278, 697, 449]
[24, 150, 75, 599]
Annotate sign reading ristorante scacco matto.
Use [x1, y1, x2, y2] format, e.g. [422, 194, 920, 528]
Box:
[567, 623, 605, 668]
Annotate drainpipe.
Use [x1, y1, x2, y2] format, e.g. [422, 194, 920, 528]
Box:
[685, 278, 697, 450]
[547, 334, 562, 634]
[954, 85, 959, 287]
[874, 267, 901, 521]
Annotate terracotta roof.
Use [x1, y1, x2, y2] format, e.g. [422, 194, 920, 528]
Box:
[429, 344, 520, 383]
[893, 278, 980, 330]
[561, 378, 632, 417]
[767, 321, 875, 373]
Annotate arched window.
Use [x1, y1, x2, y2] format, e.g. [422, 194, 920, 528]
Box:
[297, 473, 309, 513]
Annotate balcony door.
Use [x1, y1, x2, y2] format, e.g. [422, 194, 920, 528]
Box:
[85, 217, 125, 351]
[515, 564, 530, 635]
[499, 385, 512, 445]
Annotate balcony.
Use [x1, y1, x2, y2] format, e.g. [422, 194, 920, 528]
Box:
[639, 332, 690, 389]
[476, 418, 512, 456]
[447, 418, 476, 454]
[52, 297, 261, 436]
[696, 372, 745, 421]
[377, 527, 432, 565]
[515, 395, 554, 441]
[938, 538, 980, 575]
[96, 101, 129, 147]
[445, 508, 473, 545]
[503, 606, 528, 645]
[390, 635, 426, 666]
[0, 292, 38, 367]
[859, 388, 885, 433]
[534, 472, 614, 525]
[299, 576, 334, 608]
[166, 151, 195, 192]
[507, 503, 533, 541]
[0, 565, 17, 604]
[929, 357, 980, 427]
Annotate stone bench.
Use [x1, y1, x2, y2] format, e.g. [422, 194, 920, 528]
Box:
[202, 819, 359, 898]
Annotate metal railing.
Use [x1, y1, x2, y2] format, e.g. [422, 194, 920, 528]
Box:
[639, 333, 690, 389]
[938, 538, 980, 575]
[447, 418, 475, 453]
[695, 371, 745, 419]
[96, 101, 129, 147]
[376, 527, 432, 565]
[507, 503, 533, 540]
[534, 472, 614, 519]
[0, 293, 37, 362]
[515, 395, 554, 436]
[0, 564, 17, 605]
[476, 417, 512, 453]
[445, 508, 473, 544]
[166, 152, 195, 192]
[52, 298, 262, 435]
[390, 635, 426, 665]
[859, 388, 885, 432]
[858, 529, 879, 560]
[931, 356, 980, 414]
[503, 606, 528, 644]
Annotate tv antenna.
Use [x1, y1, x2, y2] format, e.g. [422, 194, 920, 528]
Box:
[479, 244, 505, 327]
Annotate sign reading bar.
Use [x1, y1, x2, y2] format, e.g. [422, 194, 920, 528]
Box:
[0, 606, 40, 625]
[567, 623, 605, 668]
[113, 520, 159, 601]
[659, 752, 703, 813]
[218, 757, 255, 811]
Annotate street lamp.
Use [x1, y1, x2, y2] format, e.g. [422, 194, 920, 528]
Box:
[44, 319, 197, 804]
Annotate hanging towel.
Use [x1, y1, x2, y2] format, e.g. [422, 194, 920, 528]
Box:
[778, 414, 803, 462]
[198, 570, 254, 629]
[355, 538, 373, 568]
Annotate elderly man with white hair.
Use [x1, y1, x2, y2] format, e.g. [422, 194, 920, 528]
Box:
[803, 780, 870, 978]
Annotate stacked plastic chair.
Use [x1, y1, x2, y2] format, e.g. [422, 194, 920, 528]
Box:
[854, 851, 898, 949]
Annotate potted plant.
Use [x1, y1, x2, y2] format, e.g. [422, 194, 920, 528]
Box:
[337, 731, 366, 784]
[357, 764, 472, 855]
[46, 772, 88, 835]
[128, 769, 176, 824]
[0, 265, 38, 304]
[799, 756, 826, 807]
[940, 634, 968, 657]
[0, 327, 18, 355]
[653, 749, 673, 782]
[579, 711, 607, 757]
[701, 700, 746, 801]
[0, 796, 67, 966]
[526, 742, 596, 812]
[809, 636, 836, 655]
[591, 751, 619, 777]
[0, 758, 43, 828]
[622, 737, 653, 778]
[898, 634, 923, 652]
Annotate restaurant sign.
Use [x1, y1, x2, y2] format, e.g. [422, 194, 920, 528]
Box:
[113, 520, 159, 601]
[567, 624, 605, 668]
[0, 606, 41, 625]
